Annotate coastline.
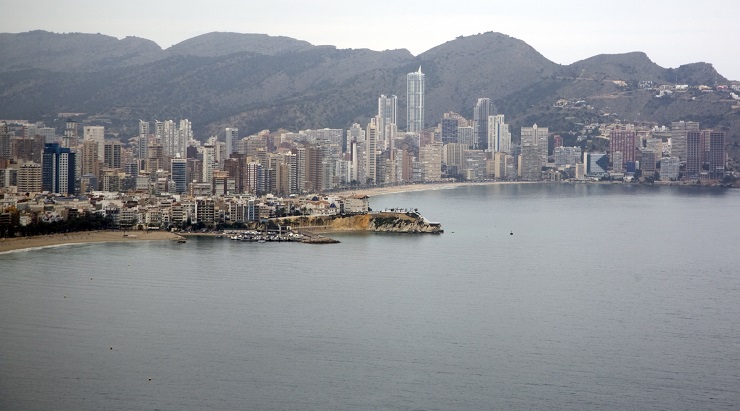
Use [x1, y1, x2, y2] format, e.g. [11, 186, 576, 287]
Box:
[0, 230, 183, 254]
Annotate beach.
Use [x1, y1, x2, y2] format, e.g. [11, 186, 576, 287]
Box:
[0, 230, 183, 254]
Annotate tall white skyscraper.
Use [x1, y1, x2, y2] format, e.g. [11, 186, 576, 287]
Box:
[473, 98, 492, 151]
[365, 117, 379, 185]
[138, 120, 149, 163]
[488, 114, 511, 153]
[378, 94, 397, 150]
[202, 144, 216, 183]
[83, 125, 105, 159]
[406, 67, 425, 133]
[225, 127, 238, 157]
[177, 119, 192, 158]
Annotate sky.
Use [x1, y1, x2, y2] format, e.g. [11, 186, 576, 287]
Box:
[3, 0, 739, 80]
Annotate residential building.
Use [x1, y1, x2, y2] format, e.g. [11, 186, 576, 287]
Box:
[521, 124, 549, 166]
[406, 67, 425, 133]
[473, 98, 492, 150]
[42, 143, 76, 195]
[83, 125, 105, 158]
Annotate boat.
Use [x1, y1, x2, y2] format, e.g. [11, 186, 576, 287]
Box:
[177, 239, 187, 243]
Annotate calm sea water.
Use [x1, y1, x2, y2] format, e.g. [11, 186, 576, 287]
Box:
[1, 183, 739, 410]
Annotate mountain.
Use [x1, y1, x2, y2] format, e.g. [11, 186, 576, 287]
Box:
[0, 30, 163, 71]
[0, 30, 737, 163]
[166, 32, 314, 57]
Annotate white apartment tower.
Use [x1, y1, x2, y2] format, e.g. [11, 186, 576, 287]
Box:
[225, 127, 238, 157]
[406, 67, 425, 133]
[138, 120, 149, 163]
[488, 114, 511, 153]
[83, 125, 105, 159]
[378, 94, 397, 148]
[366, 117, 379, 185]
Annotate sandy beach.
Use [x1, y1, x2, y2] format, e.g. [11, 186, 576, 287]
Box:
[332, 180, 531, 197]
[0, 230, 183, 254]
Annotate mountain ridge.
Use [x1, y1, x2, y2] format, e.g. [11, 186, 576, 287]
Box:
[0, 30, 737, 163]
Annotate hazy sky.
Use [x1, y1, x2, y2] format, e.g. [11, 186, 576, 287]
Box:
[4, 0, 739, 79]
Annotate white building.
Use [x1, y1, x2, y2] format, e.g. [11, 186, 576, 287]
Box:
[406, 67, 425, 133]
[83, 125, 105, 158]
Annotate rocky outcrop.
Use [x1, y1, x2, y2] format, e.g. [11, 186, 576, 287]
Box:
[278, 212, 443, 234]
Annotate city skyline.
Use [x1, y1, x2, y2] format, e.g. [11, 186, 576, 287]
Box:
[4, 0, 740, 80]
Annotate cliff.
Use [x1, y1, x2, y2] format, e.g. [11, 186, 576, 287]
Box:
[278, 212, 443, 234]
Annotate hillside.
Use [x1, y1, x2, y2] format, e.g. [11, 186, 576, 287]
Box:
[0, 30, 737, 162]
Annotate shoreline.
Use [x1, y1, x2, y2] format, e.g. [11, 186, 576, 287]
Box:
[0, 230, 183, 254]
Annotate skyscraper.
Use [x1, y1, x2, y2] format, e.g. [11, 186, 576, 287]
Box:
[104, 141, 122, 169]
[521, 124, 549, 165]
[42, 143, 76, 195]
[609, 129, 637, 169]
[138, 120, 149, 167]
[473, 98, 492, 150]
[171, 156, 188, 194]
[378, 94, 398, 150]
[365, 118, 379, 185]
[83, 125, 105, 159]
[671, 120, 699, 161]
[225, 127, 238, 156]
[706, 130, 726, 180]
[406, 67, 425, 133]
[488, 114, 511, 153]
[685, 130, 702, 179]
[63, 119, 78, 149]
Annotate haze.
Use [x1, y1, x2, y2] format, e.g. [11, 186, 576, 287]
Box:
[3, 0, 739, 80]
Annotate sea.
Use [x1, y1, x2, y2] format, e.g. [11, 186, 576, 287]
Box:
[1, 183, 739, 410]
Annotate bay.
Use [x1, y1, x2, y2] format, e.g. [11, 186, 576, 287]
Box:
[1, 183, 739, 410]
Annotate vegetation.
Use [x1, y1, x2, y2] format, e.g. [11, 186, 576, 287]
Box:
[0, 211, 114, 238]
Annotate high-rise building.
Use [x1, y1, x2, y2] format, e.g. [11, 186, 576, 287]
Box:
[11, 136, 44, 164]
[670, 121, 699, 161]
[80, 140, 100, 183]
[202, 145, 216, 183]
[42, 143, 76, 195]
[473, 98, 492, 150]
[177, 119, 192, 158]
[640, 150, 656, 174]
[225, 127, 238, 157]
[170, 157, 188, 194]
[18, 163, 42, 193]
[488, 114, 511, 153]
[63, 119, 78, 149]
[419, 142, 442, 181]
[660, 157, 680, 180]
[457, 126, 475, 148]
[378, 94, 398, 148]
[83, 125, 105, 159]
[520, 144, 542, 181]
[0, 123, 11, 160]
[706, 130, 726, 180]
[685, 130, 702, 179]
[406, 67, 425, 133]
[585, 152, 609, 177]
[610, 130, 637, 169]
[365, 118, 379, 185]
[38, 127, 56, 144]
[103, 141, 122, 169]
[521, 124, 549, 166]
